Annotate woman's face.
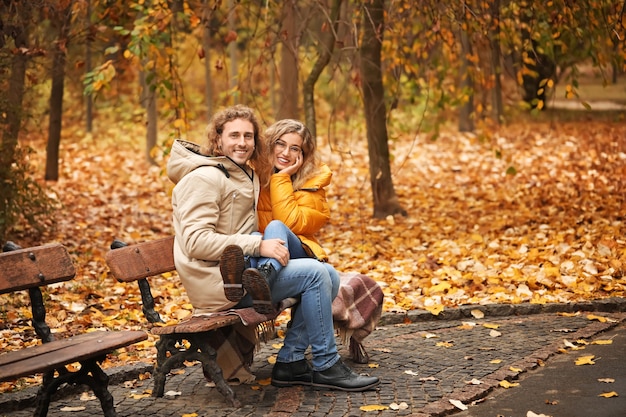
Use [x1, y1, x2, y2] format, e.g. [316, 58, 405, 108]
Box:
[272, 132, 303, 171]
[218, 118, 255, 166]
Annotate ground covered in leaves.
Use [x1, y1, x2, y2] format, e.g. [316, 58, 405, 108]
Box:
[1, 114, 625, 392]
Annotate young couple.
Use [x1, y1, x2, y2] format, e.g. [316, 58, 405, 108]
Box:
[167, 105, 380, 392]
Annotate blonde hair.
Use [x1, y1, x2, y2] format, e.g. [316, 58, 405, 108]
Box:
[259, 119, 321, 190]
[203, 105, 266, 168]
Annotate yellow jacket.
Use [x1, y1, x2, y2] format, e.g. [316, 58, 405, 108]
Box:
[257, 163, 332, 261]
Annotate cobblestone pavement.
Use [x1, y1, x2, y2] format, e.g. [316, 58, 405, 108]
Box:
[2, 302, 625, 417]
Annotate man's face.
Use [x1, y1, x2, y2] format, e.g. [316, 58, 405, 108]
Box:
[219, 118, 255, 166]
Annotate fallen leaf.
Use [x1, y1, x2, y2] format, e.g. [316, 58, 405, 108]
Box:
[490, 359, 502, 364]
[164, 390, 181, 397]
[587, 314, 607, 322]
[598, 391, 618, 398]
[591, 339, 613, 345]
[449, 399, 468, 410]
[465, 378, 482, 385]
[404, 370, 419, 376]
[527, 411, 552, 417]
[499, 380, 520, 388]
[436, 341, 454, 347]
[598, 378, 615, 383]
[79, 392, 96, 401]
[59, 406, 87, 412]
[360, 404, 389, 411]
[557, 312, 579, 317]
[182, 414, 199, 417]
[490, 329, 502, 337]
[575, 355, 596, 365]
[483, 323, 500, 329]
[420, 376, 438, 381]
[257, 378, 271, 386]
[389, 402, 409, 410]
[470, 309, 485, 319]
[509, 366, 522, 372]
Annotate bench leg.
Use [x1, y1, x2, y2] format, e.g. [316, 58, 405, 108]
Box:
[153, 336, 183, 397]
[152, 334, 240, 408]
[188, 334, 241, 408]
[33, 360, 117, 417]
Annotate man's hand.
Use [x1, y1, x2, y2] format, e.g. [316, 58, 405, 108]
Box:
[259, 238, 289, 266]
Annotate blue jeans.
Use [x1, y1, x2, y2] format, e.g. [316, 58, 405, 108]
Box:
[255, 220, 340, 300]
[268, 258, 340, 370]
[256, 220, 341, 370]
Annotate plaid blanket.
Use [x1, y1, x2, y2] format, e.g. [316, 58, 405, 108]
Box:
[198, 272, 383, 383]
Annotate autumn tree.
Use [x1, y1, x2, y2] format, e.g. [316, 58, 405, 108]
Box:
[359, 0, 406, 218]
[0, 1, 57, 240]
[45, 0, 74, 181]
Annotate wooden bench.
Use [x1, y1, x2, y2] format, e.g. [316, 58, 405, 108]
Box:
[105, 236, 272, 408]
[0, 241, 148, 417]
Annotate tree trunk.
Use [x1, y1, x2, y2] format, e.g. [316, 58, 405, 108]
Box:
[202, 4, 213, 119]
[489, 0, 504, 123]
[303, 0, 342, 140]
[140, 70, 158, 166]
[458, 2, 474, 133]
[276, 0, 299, 120]
[45, 1, 73, 181]
[0, 2, 31, 238]
[359, 0, 406, 219]
[228, 0, 238, 104]
[85, 0, 93, 133]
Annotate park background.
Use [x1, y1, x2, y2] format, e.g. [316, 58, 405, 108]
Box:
[1, 0, 626, 392]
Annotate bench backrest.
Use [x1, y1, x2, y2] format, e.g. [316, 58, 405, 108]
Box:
[0, 243, 76, 294]
[105, 236, 175, 282]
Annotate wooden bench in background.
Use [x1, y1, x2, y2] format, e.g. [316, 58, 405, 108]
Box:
[0, 242, 148, 417]
[105, 236, 269, 408]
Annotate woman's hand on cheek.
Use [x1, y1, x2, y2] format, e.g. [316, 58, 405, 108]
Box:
[278, 153, 303, 176]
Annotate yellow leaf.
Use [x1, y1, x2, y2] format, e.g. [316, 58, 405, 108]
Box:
[587, 314, 607, 322]
[499, 380, 519, 388]
[436, 341, 454, 348]
[509, 366, 522, 372]
[425, 304, 444, 315]
[267, 355, 276, 364]
[483, 323, 500, 329]
[368, 363, 379, 368]
[592, 339, 613, 345]
[359, 404, 389, 411]
[490, 359, 502, 364]
[575, 355, 596, 365]
[598, 391, 618, 398]
[257, 378, 271, 386]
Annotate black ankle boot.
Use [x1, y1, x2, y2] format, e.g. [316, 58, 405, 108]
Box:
[312, 360, 380, 392]
[271, 359, 312, 387]
[257, 262, 277, 281]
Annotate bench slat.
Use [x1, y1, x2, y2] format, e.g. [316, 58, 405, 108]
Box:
[0, 330, 147, 381]
[106, 236, 175, 282]
[0, 244, 75, 294]
[151, 314, 241, 335]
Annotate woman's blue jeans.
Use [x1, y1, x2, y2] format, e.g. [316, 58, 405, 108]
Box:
[256, 220, 341, 371]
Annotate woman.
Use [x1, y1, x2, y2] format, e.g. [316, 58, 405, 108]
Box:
[243, 120, 379, 389]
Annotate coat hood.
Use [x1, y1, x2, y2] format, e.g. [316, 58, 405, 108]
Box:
[167, 139, 237, 185]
